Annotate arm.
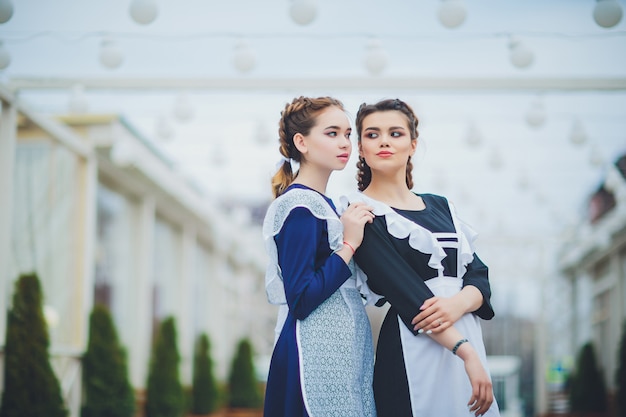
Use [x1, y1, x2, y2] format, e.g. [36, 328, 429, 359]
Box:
[276, 207, 352, 320]
[354, 217, 436, 334]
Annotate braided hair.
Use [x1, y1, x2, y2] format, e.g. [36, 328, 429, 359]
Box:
[355, 98, 419, 192]
[270, 96, 345, 198]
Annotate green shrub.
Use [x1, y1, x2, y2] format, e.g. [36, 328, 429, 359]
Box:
[190, 333, 220, 414]
[569, 341, 608, 414]
[81, 304, 135, 417]
[0, 273, 67, 417]
[227, 338, 262, 409]
[145, 316, 184, 417]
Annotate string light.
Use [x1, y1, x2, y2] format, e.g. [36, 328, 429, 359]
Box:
[289, 0, 317, 26]
[99, 38, 124, 69]
[593, 0, 623, 28]
[232, 40, 256, 73]
[129, 0, 159, 25]
[0, 0, 13, 24]
[363, 39, 388, 76]
[437, 0, 467, 29]
[508, 36, 534, 69]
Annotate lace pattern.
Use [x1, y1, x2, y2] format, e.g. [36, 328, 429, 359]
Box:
[297, 287, 376, 417]
[262, 188, 343, 305]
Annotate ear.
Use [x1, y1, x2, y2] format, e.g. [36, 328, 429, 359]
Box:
[358, 142, 363, 157]
[293, 133, 307, 154]
[410, 138, 417, 156]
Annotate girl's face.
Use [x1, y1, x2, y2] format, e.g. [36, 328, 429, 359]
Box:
[359, 110, 416, 174]
[296, 106, 352, 172]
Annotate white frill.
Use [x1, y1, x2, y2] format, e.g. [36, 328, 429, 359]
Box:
[339, 191, 478, 276]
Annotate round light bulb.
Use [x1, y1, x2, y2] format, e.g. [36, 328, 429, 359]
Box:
[0, 41, 10, 69]
[437, 0, 467, 29]
[232, 41, 256, 73]
[525, 97, 546, 128]
[509, 37, 534, 69]
[0, 0, 14, 24]
[593, 0, 623, 28]
[129, 0, 158, 25]
[99, 38, 124, 69]
[364, 39, 388, 76]
[68, 84, 88, 114]
[569, 118, 587, 145]
[289, 0, 317, 26]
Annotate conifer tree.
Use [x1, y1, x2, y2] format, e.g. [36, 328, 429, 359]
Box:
[0, 273, 67, 417]
[145, 316, 184, 417]
[190, 333, 220, 414]
[227, 338, 262, 409]
[81, 304, 135, 417]
[569, 341, 608, 414]
[616, 321, 626, 417]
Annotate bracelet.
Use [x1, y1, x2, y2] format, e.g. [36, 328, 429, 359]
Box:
[452, 338, 469, 355]
[342, 241, 356, 255]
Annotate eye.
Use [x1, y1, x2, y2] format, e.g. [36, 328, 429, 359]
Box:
[327, 131, 337, 137]
[391, 131, 402, 137]
[366, 132, 379, 139]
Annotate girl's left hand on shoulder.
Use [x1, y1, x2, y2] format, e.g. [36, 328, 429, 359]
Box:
[411, 296, 465, 334]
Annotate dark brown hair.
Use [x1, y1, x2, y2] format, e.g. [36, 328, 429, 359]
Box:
[271, 96, 345, 198]
[355, 98, 419, 191]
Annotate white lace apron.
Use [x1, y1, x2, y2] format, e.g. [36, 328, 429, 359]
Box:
[263, 188, 376, 417]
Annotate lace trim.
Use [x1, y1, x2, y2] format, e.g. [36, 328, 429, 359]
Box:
[263, 188, 342, 305]
[339, 191, 477, 274]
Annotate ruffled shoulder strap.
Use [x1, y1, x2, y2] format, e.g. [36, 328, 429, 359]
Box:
[340, 191, 447, 273]
[263, 188, 342, 305]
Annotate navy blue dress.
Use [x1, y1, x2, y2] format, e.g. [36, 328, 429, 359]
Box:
[262, 184, 376, 417]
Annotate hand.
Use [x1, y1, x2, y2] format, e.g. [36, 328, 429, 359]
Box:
[411, 296, 466, 334]
[457, 345, 494, 416]
[340, 202, 374, 249]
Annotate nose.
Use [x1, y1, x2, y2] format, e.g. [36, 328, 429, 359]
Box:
[379, 133, 390, 147]
[340, 134, 351, 149]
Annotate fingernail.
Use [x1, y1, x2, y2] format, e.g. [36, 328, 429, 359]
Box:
[417, 329, 423, 334]
[426, 330, 432, 335]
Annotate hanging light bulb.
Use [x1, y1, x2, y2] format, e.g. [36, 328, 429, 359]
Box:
[437, 0, 467, 29]
[129, 0, 159, 25]
[525, 96, 546, 128]
[569, 118, 588, 145]
[172, 92, 194, 122]
[68, 84, 88, 114]
[465, 121, 482, 148]
[508, 36, 534, 69]
[99, 38, 124, 69]
[289, 0, 317, 26]
[593, 0, 623, 28]
[517, 170, 530, 191]
[232, 40, 256, 73]
[0, 0, 14, 24]
[589, 144, 605, 167]
[363, 39, 388, 76]
[0, 40, 10, 69]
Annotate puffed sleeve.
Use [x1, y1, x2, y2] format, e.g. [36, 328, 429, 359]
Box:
[461, 254, 495, 320]
[275, 206, 352, 321]
[354, 217, 435, 335]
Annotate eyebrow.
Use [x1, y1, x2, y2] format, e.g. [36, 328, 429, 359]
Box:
[324, 125, 346, 130]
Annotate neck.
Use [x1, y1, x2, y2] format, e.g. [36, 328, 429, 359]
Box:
[364, 174, 413, 204]
[293, 163, 331, 195]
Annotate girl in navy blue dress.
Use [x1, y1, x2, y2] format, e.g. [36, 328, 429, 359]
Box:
[345, 98, 500, 417]
[262, 96, 377, 417]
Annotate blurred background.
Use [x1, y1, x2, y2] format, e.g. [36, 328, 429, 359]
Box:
[1, 0, 625, 416]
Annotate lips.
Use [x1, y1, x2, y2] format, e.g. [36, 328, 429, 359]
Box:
[377, 151, 393, 157]
[337, 153, 350, 161]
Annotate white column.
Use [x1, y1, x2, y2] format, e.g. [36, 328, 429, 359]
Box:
[0, 99, 17, 346]
[75, 154, 97, 350]
[129, 197, 155, 389]
[177, 223, 196, 385]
